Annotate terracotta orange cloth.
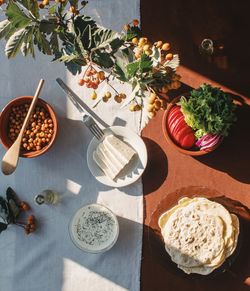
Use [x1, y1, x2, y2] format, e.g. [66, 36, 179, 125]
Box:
[141, 1, 250, 289]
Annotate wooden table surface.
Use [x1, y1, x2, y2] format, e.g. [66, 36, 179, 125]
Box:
[140, 1, 250, 290]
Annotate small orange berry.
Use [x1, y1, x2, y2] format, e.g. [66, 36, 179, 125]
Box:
[20, 202, 30, 211]
[165, 53, 173, 61]
[148, 92, 157, 104]
[28, 215, 35, 223]
[114, 95, 122, 103]
[105, 91, 112, 98]
[91, 91, 97, 100]
[155, 41, 163, 48]
[132, 19, 139, 26]
[162, 43, 171, 51]
[78, 79, 85, 86]
[132, 37, 139, 45]
[38, 3, 44, 8]
[119, 93, 126, 99]
[102, 96, 109, 103]
[134, 104, 141, 111]
[69, 6, 76, 13]
[97, 71, 105, 80]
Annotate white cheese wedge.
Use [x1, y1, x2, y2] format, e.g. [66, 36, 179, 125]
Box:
[93, 151, 117, 180]
[98, 142, 125, 170]
[103, 135, 136, 165]
[96, 146, 120, 174]
[93, 134, 136, 180]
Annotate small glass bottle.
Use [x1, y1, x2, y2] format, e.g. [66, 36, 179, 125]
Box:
[34, 190, 59, 205]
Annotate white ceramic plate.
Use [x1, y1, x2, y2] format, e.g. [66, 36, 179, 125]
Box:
[87, 126, 147, 187]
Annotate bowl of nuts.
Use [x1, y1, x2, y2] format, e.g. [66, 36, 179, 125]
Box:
[0, 96, 58, 158]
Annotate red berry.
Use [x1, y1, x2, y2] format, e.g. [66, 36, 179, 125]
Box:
[25, 225, 30, 235]
[20, 202, 30, 211]
[132, 19, 139, 26]
[29, 223, 37, 233]
[28, 215, 35, 223]
[78, 79, 85, 86]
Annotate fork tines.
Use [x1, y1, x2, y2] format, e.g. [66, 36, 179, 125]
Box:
[83, 115, 104, 140]
[90, 124, 104, 140]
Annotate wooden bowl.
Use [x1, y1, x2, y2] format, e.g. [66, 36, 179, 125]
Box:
[162, 96, 222, 156]
[0, 96, 58, 158]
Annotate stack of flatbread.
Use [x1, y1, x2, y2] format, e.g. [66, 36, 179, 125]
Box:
[158, 197, 239, 275]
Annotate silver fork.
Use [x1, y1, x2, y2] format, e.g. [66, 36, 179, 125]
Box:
[56, 78, 106, 140]
[83, 115, 105, 140]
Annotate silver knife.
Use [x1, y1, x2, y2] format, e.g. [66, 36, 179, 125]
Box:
[56, 78, 108, 128]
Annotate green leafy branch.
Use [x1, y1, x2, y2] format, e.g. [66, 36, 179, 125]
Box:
[0, 0, 181, 123]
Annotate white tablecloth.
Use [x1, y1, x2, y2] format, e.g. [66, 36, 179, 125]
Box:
[0, 1, 143, 290]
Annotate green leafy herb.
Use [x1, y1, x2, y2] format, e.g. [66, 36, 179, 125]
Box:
[0, 20, 13, 40]
[5, 27, 32, 58]
[0, 0, 180, 119]
[34, 29, 52, 55]
[6, 1, 32, 29]
[92, 51, 113, 68]
[180, 84, 237, 138]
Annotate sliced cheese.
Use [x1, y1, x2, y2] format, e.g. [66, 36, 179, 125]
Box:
[93, 134, 137, 181]
[93, 151, 117, 180]
[103, 135, 136, 165]
[98, 142, 125, 170]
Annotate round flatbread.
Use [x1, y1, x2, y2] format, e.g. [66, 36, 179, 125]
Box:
[158, 197, 240, 275]
[225, 214, 239, 258]
[162, 207, 225, 267]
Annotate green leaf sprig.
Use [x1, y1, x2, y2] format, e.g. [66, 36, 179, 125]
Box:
[0, 0, 181, 117]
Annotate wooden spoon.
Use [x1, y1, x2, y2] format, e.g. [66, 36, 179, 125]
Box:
[1, 79, 45, 175]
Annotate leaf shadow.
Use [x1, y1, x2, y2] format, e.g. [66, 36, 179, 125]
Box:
[194, 98, 250, 184]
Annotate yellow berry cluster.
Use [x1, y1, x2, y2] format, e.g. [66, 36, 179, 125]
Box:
[129, 104, 141, 112]
[102, 92, 127, 103]
[89, 90, 127, 103]
[131, 36, 173, 61]
[129, 92, 167, 114]
[158, 73, 181, 94]
[147, 92, 167, 117]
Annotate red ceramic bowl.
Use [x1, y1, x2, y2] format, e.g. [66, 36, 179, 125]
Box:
[162, 96, 222, 156]
[0, 96, 58, 158]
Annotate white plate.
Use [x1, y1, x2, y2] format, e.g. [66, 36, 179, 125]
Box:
[87, 126, 147, 187]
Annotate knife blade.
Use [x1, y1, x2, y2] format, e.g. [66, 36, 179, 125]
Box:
[56, 78, 86, 115]
[56, 78, 108, 128]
